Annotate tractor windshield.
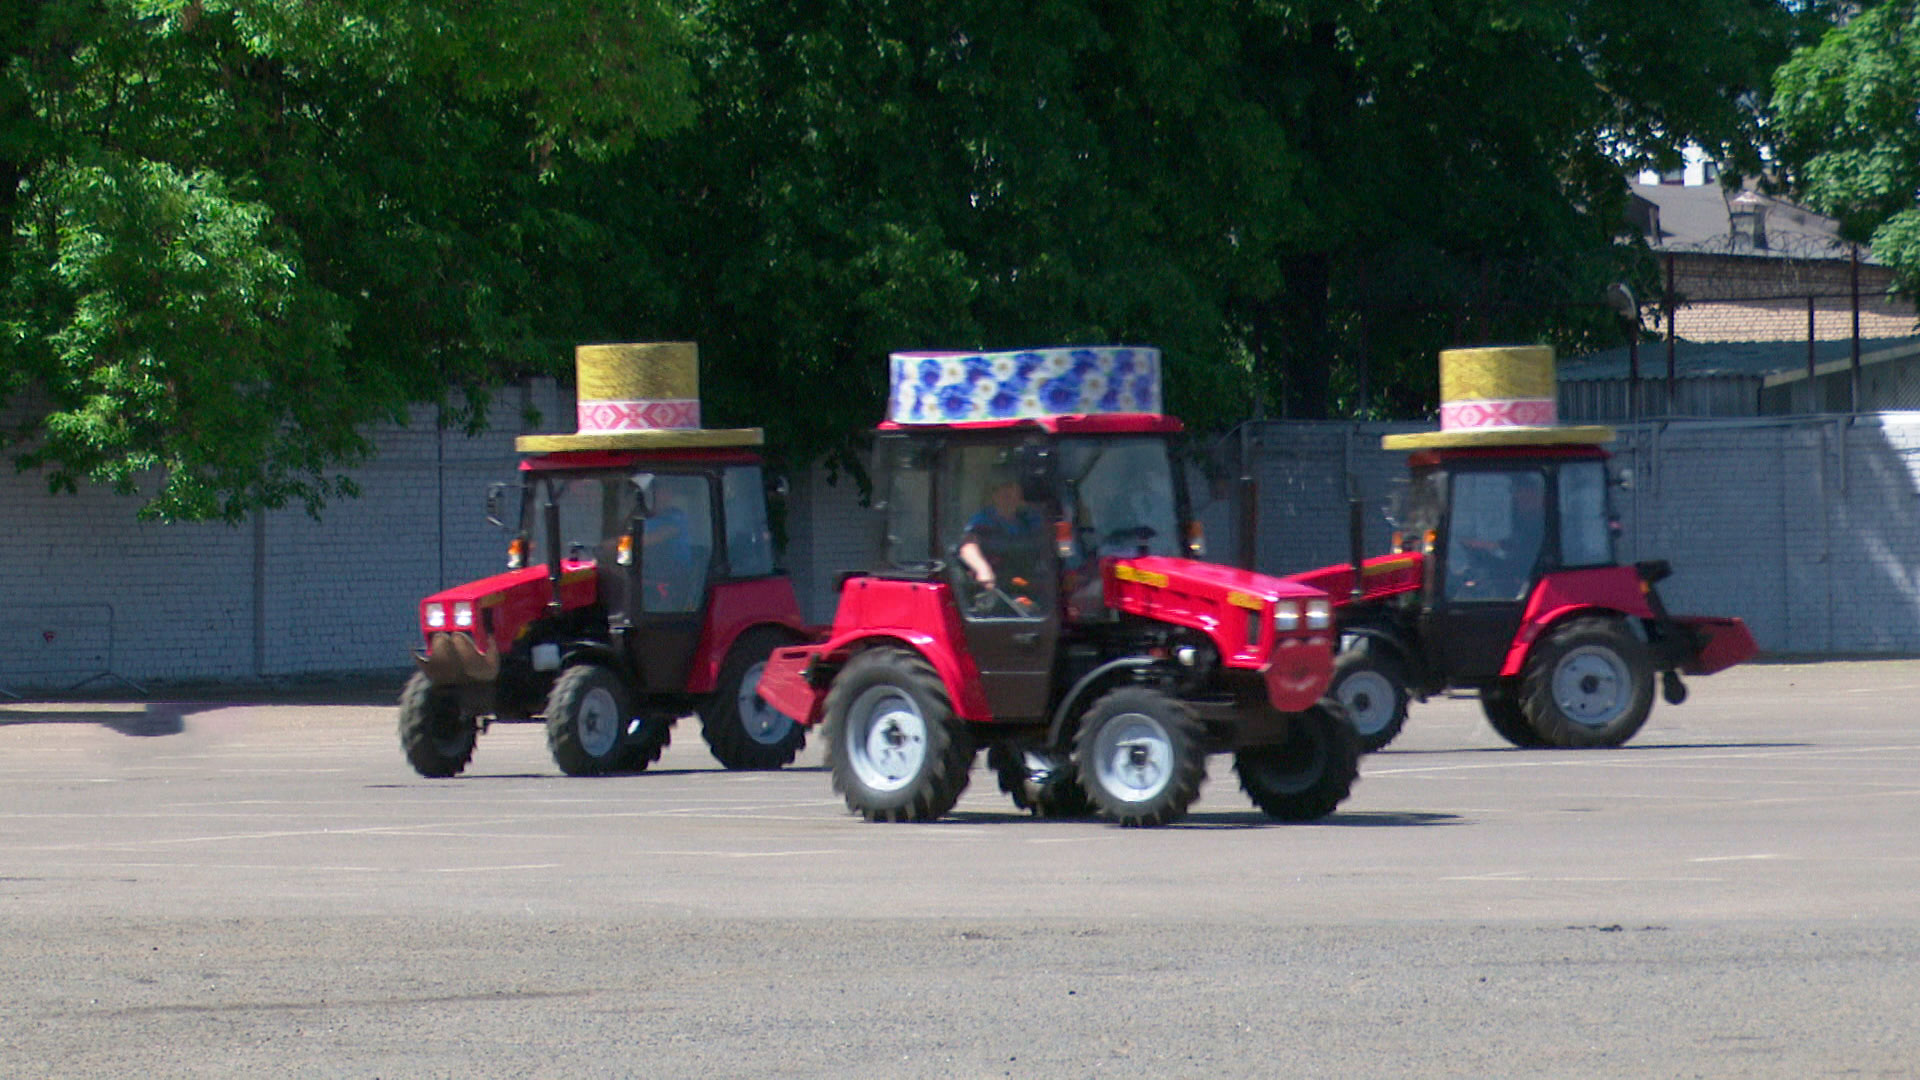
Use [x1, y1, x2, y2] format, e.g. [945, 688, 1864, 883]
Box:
[1060, 436, 1181, 561]
[524, 470, 714, 612]
[524, 471, 634, 566]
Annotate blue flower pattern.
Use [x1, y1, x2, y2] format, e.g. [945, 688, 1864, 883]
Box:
[887, 347, 1161, 424]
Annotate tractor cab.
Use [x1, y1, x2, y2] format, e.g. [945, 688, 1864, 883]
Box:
[758, 346, 1359, 828]
[871, 413, 1195, 720]
[1394, 444, 1619, 681]
[505, 448, 781, 697]
[400, 343, 811, 780]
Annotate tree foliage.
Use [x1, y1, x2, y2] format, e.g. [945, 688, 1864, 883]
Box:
[1772, 1, 1920, 298]
[1, 0, 691, 521]
[2, 0, 1828, 518]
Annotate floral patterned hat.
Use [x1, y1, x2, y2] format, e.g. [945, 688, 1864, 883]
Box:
[887, 347, 1162, 425]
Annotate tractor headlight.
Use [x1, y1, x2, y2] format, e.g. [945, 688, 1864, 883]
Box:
[1273, 600, 1302, 633]
[424, 603, 447, 629]
[1306, 598, 1332, 630]
[451, 601, 475, 629]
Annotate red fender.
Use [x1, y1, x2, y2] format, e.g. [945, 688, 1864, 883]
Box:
[755, 577, 993, 726]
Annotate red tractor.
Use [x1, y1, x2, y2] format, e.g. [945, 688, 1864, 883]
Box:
[1288, 346, 1757, 751]
[399, 343, 811, 777]
[757, 347, 1359, 827]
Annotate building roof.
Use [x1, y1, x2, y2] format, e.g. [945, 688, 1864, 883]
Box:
[1628, 181, 1863, 262]
[1562, 337, 1920, 382]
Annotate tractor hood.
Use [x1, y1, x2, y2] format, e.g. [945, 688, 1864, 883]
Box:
[1103, 555, 1334, 712]
[416, 562, 597, 656]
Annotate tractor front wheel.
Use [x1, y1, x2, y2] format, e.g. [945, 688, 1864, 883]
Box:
[823, 648, 974, 822]
[398, 672, 477, 778]
[545, 664, 636, 776]
[1235, 702, 1360, 821]
[1074, 687, 1207, 827]
[1481, 679, 1548, 748]
[701, 628, 807, 770]
[1330, 640, 1410, 752]
[1521, 617, 1655, 748]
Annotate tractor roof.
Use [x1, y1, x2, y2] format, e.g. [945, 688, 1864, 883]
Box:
[518, 447, 765, 472]
[876, 413, 1184, 436]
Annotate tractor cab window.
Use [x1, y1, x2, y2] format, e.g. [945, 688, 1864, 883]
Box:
[1444, 470, 1546, 602]
[878, 436, 935, 571]
[721, 465, 776, 578]
[527, 472, 632, 567]
[1059, 436, 1180, 619]
[943, 442, 1054, 619]
[1557, 461, 1615, 568]
[1060, 437, 1181, 561]
[640, 474, 713, 613]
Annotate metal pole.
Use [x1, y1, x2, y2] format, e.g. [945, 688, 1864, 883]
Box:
[1664, 253, 1678, 414]
[1850, 244, 1862, 412]
[1806, 295, 1817, 413]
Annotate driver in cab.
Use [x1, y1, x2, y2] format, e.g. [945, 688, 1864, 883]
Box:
[958, 477, 1045, 608]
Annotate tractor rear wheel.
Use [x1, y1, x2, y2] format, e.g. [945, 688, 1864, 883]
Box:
[545, 664, 635, 776]
[1481, 679, 1548, 748]
[1235, 702, 1360, 821]
[398, 672, 477, 778]
[1521, 617, 1655, 748]
[1074, 687, 1207, 827]
[701, 628, 806, 770]
[1330, 640, 1410, 752]
[823, 648, 974, 822]
[991, 746, 1095, 819]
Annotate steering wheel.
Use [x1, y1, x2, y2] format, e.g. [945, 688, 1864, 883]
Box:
[971, 583, 1037, 618]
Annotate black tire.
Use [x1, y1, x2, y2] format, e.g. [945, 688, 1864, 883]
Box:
[822, 648, 974, 822]
[990, 745, 1095, 819]
[1330, 640, 1410, 752]
[1073, 687, 1207, 827]
[1481, 678, 1548, 748]
[544, 664, 635, 776]
[700, 627, 807, 770]
[1235, 701, 1360, 821]
[398, 671, 477, 778]
[611, 710, 673, 773]
[1521, 617, 1656, 748]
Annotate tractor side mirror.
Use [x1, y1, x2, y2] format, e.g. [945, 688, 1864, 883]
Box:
[484, 482, 512, 528]
[630, 472, 657, 516]
[1011, 444, 1054, 503]
[1614, 466, 1634, 491]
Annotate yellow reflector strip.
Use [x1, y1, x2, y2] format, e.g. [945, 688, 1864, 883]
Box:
[1226, 591, 1265, 611]
[1362, 555, 1420, 577]
[1114, 564, 1169, 589]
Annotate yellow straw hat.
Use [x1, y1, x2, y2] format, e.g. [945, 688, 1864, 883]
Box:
[1382, 346, 1613, 450]
[516, 342, 762, 452]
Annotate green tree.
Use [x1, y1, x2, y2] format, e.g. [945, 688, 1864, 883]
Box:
[1, 0, 691, 521]
[1772, 1, 1920, 297]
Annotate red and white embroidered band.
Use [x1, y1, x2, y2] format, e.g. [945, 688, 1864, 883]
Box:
[577, 398, 702, 433]
[1439, 398, 1557, 431]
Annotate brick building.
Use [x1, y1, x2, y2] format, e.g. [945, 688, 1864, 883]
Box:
[1562, 179, 1920, 420]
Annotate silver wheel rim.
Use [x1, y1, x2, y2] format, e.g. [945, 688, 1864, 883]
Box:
[1552, 645, 1632, 728]
[1089, 711, 1174, 804]
[845, 685, 928, 792]
[1337, 669, 1398, 737]
[738, 660, 797, 746]
[577, 685, 622, 758]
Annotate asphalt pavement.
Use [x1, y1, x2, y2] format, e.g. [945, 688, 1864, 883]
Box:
[2, 659, 1916, 1078]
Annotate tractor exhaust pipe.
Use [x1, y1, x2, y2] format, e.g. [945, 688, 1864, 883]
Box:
[1348, 495, 1366, 602]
